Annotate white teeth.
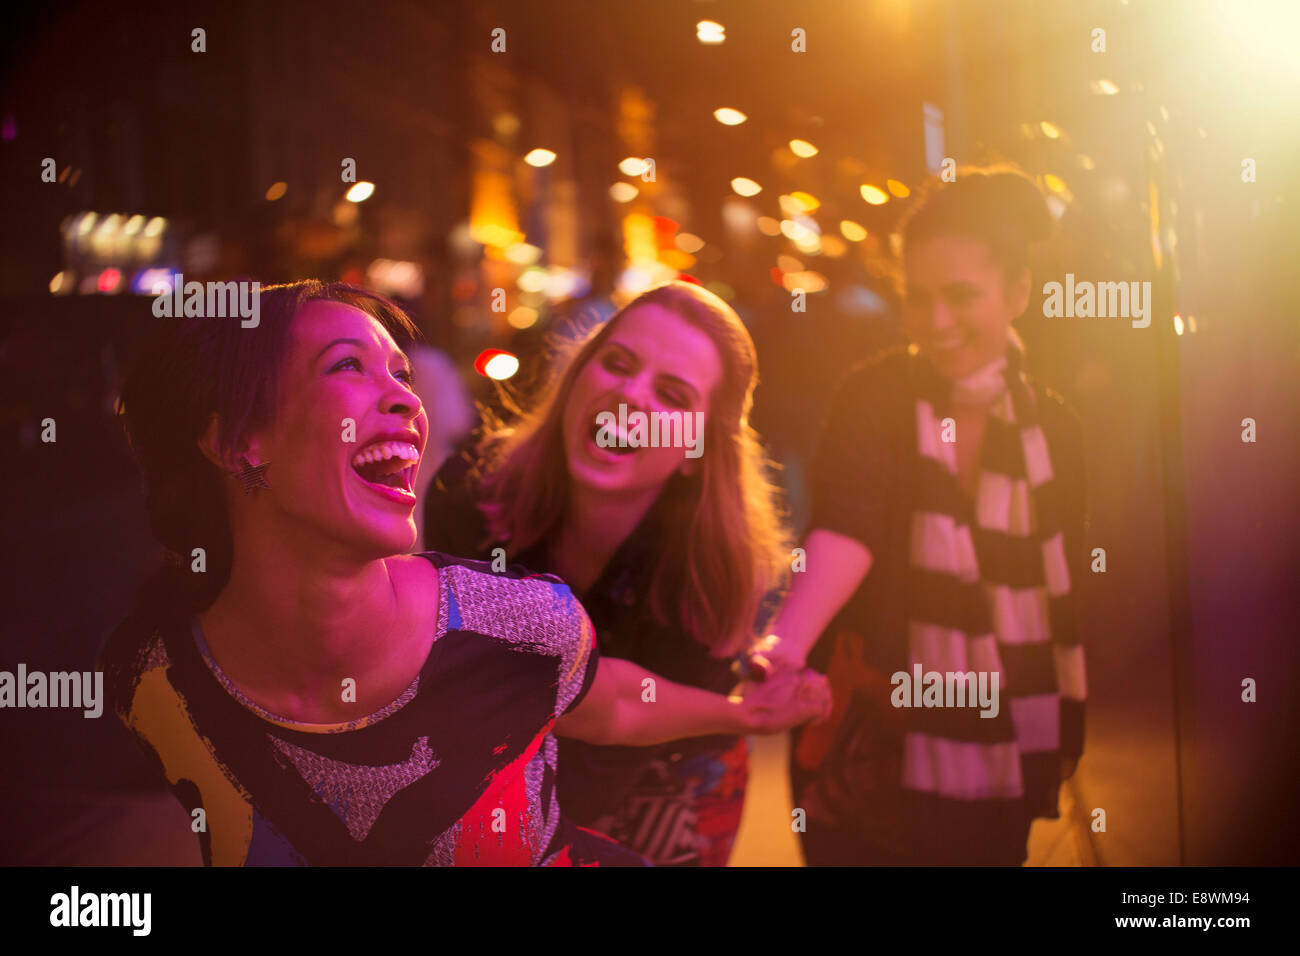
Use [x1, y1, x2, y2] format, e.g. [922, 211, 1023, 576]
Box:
[351, 441, 420, 469]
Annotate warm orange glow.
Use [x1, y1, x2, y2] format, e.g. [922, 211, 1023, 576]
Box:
[886, 179, 910, 198]
[609, 182, 638, 203]
[731, 177, 762, 197]
[840, 220, 868, 242]
[714, 107, 747, 126]
[789, 139, 818, 158]
[346, 181, 375, 202]
[859, 184, 889, 205]
[697, 20, 725, 44]
[524, 148, 557, 168]
[789, 191, 820, 212]
[508, 306, 538, 330]
[675, 232, 705, 254]
[618, 156, 649, 177]
[265, 182, 287, 201]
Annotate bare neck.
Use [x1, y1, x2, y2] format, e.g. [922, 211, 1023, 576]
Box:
[199, 512, 404, 708]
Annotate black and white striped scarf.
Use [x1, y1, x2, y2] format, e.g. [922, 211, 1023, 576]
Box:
[904, 339, 1086, 816]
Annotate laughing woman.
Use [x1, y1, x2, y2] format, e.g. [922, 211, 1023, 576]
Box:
[424, 280, 807, 866]
[100, 280, 827, 866]
[760, 167, 1089, 865]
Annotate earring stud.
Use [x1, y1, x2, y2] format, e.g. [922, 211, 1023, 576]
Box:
[234, 456, 271, 494]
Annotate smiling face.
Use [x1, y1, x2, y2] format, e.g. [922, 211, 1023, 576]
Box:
[902, 234, 1030, 380]
[560, 304, 724, 498]
[233, 300, 429, 558]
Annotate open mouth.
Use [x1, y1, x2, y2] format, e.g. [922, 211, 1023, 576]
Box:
[588, 419, 636, 456]
[350, 440, 420, 499]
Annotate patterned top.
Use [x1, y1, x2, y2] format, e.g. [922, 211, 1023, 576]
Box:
[100, 552, 646, 866]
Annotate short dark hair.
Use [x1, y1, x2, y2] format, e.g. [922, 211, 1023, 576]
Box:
[117, 280, 420, 609]
[898, 164, 1052, 277]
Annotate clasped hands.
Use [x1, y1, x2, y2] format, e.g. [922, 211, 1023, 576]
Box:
[732, 634, 831, 732]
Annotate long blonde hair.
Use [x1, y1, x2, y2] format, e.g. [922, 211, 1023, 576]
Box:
[476, 281, 790, 656]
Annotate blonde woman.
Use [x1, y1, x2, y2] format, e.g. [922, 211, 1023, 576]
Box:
[424, 280, 812, 865]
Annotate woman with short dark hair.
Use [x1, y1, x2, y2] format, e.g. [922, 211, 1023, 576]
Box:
[760, 167, 1089, 865]
[101, 280, 828, 866]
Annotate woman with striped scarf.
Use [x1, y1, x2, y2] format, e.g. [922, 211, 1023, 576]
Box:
[755, 166, 1088, 865]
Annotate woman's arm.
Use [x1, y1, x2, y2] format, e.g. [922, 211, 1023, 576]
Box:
[553, 656, 830, 746]
[751, 528, 873, 673]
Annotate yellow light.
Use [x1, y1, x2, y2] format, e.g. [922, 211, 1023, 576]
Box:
[504, 242, 542, 265]
[756, 216, 782, 237]
[782, 270, 828, 294]
[524, 148, 557, 168]
[789, 191, 820, 212]
[143, 216, 167, 237]
[1044, 174, 1067, 193]
[618, 156, 648, 176]
[789, 139, 818, 158]
[507, 306, 539, 330]
[517, 268, 548, 293]
[1173, 314, 1185, 336]
[731, 177, 762, 197]
[469, 222, 525, 248]
[714, 107, 747, 126]
[1091, 79, 1120, 95]
[484, 353, 520, 380]
[265, 182, 287, 201]
[697, 20, 725, 44]
[123, 215, 145, 236]
[1077, 154, 1096, 170]
[1040, 121, 1062, 139]
[675, 232, 705, 254]
[609, 182, 638, 203]
[859, 184, 889, 205]
[886, 179, 910, 198]
[840, 220, 868, 242]
[346, 181, 375, 202]
[659, 249, 696, 271]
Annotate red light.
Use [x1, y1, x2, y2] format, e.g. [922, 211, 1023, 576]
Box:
[97, 268, 122, 293]
[676, 273, 703, 287]
[474, 348, 509, 377]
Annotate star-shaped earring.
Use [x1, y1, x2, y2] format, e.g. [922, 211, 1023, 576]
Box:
[235, 456, 271, 494]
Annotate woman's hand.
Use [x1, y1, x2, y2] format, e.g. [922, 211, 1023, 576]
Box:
[744, 633, 808, 682]
[735, 667, 832, 734]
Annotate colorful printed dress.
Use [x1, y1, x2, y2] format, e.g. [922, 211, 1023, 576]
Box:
[425, 448, 750, 867]
[100, 552, 647, 866]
